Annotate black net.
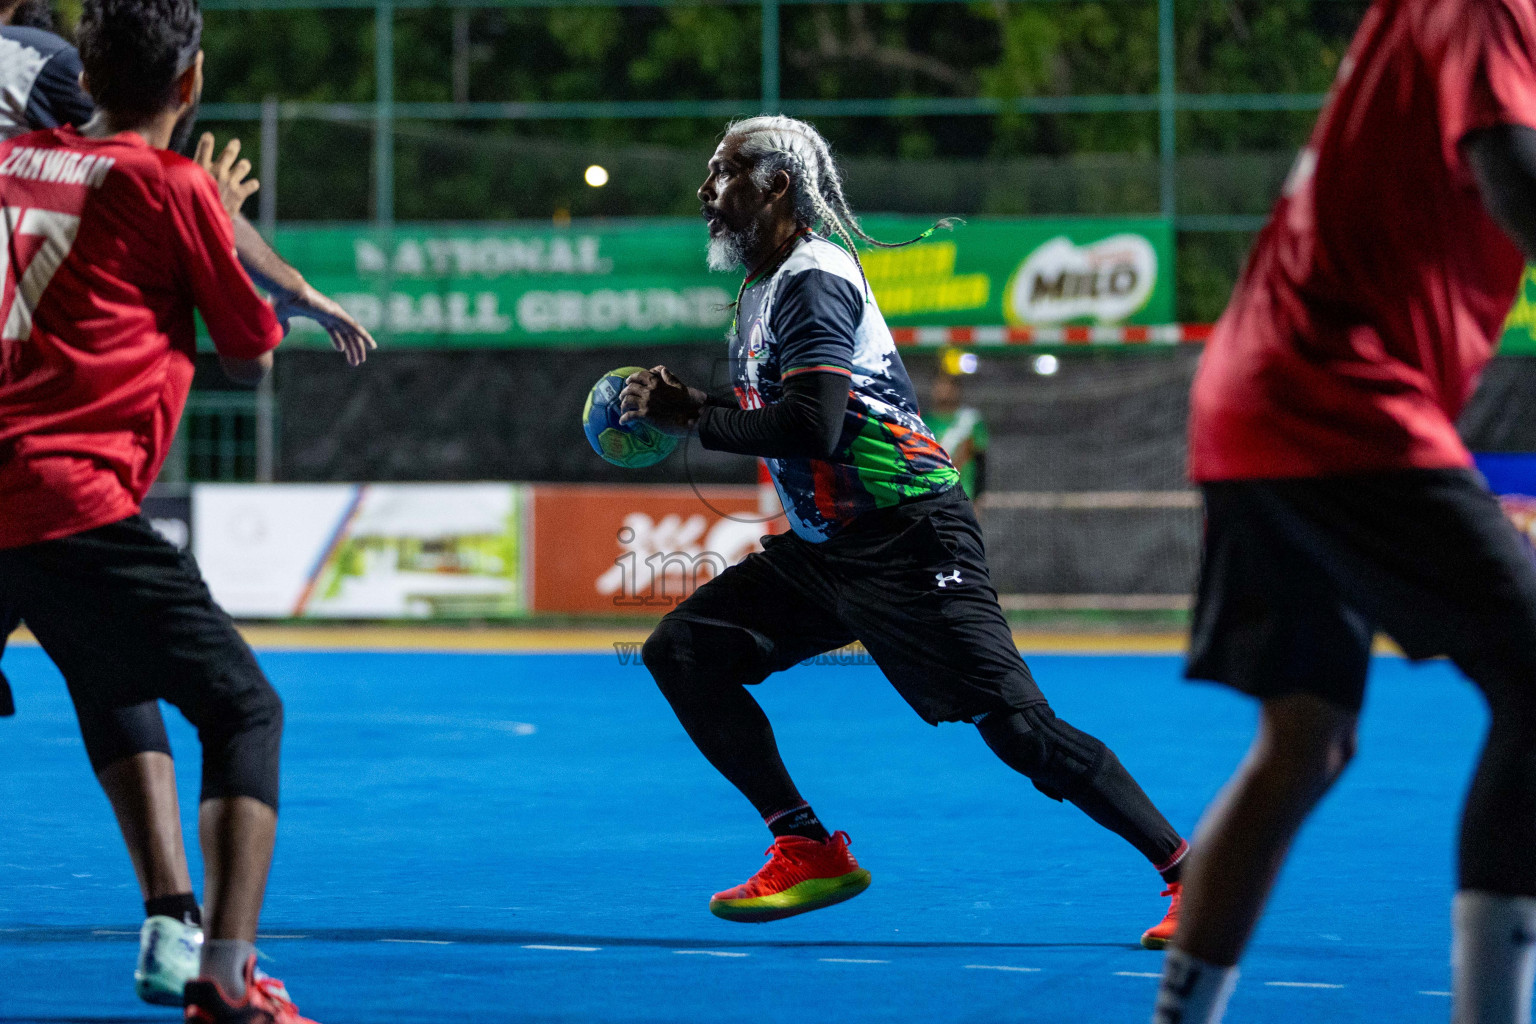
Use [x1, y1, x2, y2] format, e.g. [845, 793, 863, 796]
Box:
[266, 349, 1536, 606]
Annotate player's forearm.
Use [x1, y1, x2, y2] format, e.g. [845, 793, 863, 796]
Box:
[1468, 125, 1536, 262]
[233, 214, 306, 297]
[697, 371, 847, 459]
[702, 386, 738, 409]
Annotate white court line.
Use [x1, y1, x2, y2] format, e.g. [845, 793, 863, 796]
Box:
[259, 934, 308, 940]
[523, 944, 601, 952]
[1265, 982, 1344, 989]
[380, 939, 453, 945]
[1421, 991, 1452, 997]
[965, 965, 1041, 973]
[1114, 972, 1162, 978]
[91, 930, 137, 936]
[819, 958, 888, 964]
[674, 950, 748, 958]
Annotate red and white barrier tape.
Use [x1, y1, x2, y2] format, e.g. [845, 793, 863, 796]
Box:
[889, 324, 1214, 347]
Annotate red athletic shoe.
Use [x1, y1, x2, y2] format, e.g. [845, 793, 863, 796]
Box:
[184, 955, 319, 1024]
[709, 831, 872, 923]
[1140, 882, 1182, 950]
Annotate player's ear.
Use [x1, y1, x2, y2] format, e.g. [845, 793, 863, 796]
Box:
[176, 51, 204, 106]
[767, 168, 792, 204]
[78, 70, 95, 103]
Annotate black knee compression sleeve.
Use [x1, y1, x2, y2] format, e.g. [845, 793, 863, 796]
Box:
[643, 616, 771, 703]
[173, 659, 284, 812]
[977, 703, 1106, 800]
[73, 700, 173, 775]
[978, 705, 1184, 868]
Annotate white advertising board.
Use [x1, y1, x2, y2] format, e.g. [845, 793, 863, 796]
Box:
[194, 483, 525, 619]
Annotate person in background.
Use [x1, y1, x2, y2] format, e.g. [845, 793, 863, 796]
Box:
[923, 357, 988, 503]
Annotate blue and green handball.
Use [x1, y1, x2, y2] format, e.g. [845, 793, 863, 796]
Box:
[583, 366, 680, 469]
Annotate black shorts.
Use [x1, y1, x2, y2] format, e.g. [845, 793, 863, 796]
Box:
[1188, 468, 1536, 712]
[664, 487, 1046, 725]
[0, 514, 271, 776]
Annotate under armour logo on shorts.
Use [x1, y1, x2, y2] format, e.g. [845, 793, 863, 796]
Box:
[935, 570, 962, 589]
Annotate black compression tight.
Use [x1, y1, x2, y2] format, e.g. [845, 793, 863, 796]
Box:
[645, 613, 1187, 875]
[643, 617, 807, 818]
[977, 705, 1185, 870]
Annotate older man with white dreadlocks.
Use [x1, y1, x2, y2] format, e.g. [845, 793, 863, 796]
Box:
[620, 115, 1187, 946]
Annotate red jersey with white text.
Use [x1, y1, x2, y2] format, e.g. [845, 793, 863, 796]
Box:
[1189, 0, 1536, 481]
[0, 127, 281, 547]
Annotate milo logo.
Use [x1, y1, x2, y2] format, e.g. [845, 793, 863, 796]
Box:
[1005, 234, 1157, 325]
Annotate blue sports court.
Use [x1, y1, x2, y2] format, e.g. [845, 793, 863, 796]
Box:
[0, 638, 1488, 1023]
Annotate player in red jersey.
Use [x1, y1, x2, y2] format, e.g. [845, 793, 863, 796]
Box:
[0, 0, 355, 1019]
[2, 0, 373, 1008]
[1151, 1, 1536, 1021]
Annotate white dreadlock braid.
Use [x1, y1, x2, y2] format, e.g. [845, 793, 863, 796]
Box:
[725, 115, 959, 289]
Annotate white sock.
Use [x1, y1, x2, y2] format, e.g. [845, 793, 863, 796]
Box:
[1454, 890, 1536, 1024]
[201, 938, 257, 999]
[1152, 947, 1239, 1024]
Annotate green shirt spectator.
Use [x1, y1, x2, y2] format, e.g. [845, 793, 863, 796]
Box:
[923, 373, 989, 501]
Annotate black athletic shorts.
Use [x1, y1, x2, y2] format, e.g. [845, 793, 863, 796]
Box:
[664, 487, 1046, 725]
[1187, 468, 1536, 712]
[0, 514, 272, 778]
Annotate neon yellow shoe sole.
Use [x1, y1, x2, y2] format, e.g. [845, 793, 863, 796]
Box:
[709, 869, 872, 923]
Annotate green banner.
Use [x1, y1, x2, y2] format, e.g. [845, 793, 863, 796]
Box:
[273, 216, 1175, 349]
[1503, 268, 1536, 355]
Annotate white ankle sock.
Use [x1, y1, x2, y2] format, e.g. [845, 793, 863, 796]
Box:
[201, 938, 256, 999]
[1454, 890, 1536, 1024]
[1152, 947, 1239, 1024]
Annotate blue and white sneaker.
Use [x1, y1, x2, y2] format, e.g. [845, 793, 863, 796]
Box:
[135, 914, 204, 1006]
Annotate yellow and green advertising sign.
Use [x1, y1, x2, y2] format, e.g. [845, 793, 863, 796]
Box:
[272, 216, 1175, 348]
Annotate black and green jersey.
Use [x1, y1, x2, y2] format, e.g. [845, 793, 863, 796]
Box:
[728, 235, 960, 541]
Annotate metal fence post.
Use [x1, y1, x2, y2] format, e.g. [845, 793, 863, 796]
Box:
[1157, 0, 1176, 220]
[374, 0, 395, 227]
[760, 0, 780, 113]
[452, 9, 471, 104]
[259, 95, 278, 236]
[256, 94, 279, 482]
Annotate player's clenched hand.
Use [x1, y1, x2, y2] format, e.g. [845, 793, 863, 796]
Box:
[193, 132, 259, 217]
[619, 366, 704, 436]
[271, 284, 378, 367]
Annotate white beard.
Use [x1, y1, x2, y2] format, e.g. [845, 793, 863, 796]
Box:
[707, 220, 761, 273]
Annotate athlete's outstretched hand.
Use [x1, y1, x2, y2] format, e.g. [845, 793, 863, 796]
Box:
[193, 133, 259, 218]
[221, 205, 378, 367]
[271, 285, 378, 367]
[619, 366, 705, 436]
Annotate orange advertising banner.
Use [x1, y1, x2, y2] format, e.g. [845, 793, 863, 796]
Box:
[528, 483, 784, 615]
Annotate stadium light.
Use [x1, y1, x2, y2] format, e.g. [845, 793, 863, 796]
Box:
[584, 165, 609, 188]
[1032, 354, 1060, 376]
[957, 352, 978, 374]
